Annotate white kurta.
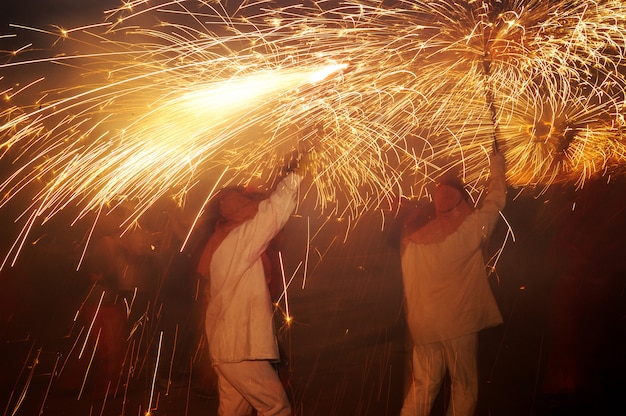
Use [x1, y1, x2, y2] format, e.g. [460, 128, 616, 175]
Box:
[205, 173, 301, 365]
[401, 157, 507, 346]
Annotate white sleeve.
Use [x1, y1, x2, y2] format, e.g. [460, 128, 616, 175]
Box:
[234, 173, 302, 266]
[475, 153, 507, 238]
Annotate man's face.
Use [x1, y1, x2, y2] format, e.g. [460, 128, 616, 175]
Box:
[433, 184, 463, 213]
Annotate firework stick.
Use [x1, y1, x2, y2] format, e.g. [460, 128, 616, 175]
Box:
[480, 0, 501, 155]
[483, 52, 500, 154]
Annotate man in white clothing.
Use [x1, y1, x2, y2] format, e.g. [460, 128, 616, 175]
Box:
[400, 146, 507, 416]
[196, 163, 307, 416]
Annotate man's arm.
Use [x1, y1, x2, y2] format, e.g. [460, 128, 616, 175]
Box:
[475, 150, 507, 238]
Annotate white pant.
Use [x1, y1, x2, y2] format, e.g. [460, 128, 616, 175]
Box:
[214, 360, 291, 416]
[401, 332, 478, 416]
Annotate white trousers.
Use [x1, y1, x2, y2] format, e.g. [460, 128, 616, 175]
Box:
[401, 332, 479, 416]
[214, 360, 291, 416]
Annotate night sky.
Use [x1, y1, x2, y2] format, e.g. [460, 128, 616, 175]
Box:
[1, 0, 120, 27]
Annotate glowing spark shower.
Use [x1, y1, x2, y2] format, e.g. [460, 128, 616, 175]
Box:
[1, 0, 626, 263]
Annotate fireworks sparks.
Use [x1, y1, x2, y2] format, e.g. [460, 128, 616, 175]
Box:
[0, 0, 625, 267]
[1, 1, 624, 260]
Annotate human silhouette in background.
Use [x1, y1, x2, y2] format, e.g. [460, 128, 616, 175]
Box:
[56, 233, 128, 399]
[400, 145, 507, 416]
[195, 153, 312, 416]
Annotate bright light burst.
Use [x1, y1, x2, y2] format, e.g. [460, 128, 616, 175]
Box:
[1, 0, 626, 264]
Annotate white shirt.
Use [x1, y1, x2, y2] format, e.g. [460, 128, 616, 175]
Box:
[401, 156, 507, 345]
[205, 173, 301, 364]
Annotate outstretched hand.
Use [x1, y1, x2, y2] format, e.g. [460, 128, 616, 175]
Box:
[286, 123, 323, 176]
[489, 138, 506, 180]
[292, 149, 316, 177]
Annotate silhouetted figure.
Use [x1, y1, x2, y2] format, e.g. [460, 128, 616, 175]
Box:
[400, 147, 507, 416]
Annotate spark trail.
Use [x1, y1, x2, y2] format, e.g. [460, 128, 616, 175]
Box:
[1, 0, 625, 264]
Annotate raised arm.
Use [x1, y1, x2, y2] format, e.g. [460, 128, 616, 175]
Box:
[474, 149, 507, 238]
